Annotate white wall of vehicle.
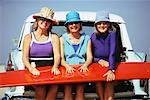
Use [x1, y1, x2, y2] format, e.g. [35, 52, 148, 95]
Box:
[0, 0, 150, 64]
[0, 2, 2, 63]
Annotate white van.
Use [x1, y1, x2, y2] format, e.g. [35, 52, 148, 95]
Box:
[4, 11, 148, 99]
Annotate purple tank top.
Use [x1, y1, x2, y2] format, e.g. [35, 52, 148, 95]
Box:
[30, 33, 53, 60]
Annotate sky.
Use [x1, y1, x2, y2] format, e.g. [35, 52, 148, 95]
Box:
[0, 0, 150, 64]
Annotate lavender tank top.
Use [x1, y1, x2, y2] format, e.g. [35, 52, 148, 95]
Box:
[29, 32, 53, 60]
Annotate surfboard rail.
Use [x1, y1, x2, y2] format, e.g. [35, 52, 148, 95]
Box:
[0, 62, 150, 87]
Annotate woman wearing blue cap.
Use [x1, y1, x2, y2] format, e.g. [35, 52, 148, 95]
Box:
[60, 11, 93, 100]
[91, 11, 116, 100]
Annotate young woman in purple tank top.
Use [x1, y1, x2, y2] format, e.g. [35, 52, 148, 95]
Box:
[91, 11, 116, 100]
[22, 7, 60, 100]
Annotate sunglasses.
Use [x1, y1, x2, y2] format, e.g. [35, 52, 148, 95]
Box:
[38, 17, 52, 23]
[68, 22, 80, 25]
[96, 21, 109, 25]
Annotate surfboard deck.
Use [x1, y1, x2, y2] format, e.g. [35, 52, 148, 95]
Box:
[0, 62, 150, 87]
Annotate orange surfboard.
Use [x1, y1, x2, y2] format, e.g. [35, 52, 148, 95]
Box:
[0, 62, 150, 87]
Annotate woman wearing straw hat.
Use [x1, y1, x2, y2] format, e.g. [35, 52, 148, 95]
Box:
[91, 11, 116, 100]
[60, 11, 93, 100]
[22, 7, 60, 100]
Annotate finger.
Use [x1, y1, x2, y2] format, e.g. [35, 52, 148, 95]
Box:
[68, 69, 73, 73]
[103, 62, 108, 67]
[108, 75, 114, 81]
[106, 75, 109, 81]
[105, 63, 109, 67]
[35, 70, 40, 75]
[54, 70, 58, 75]
[51, 69, 54, 73]
[83, 68, 88, 72]
[78, 67, 81, 70]
[82, 68, 87, 72]
[78, 67, 84, 72]
[66, 69, 69, 73]
[79, 67, 88, 72]
[69, 69, 73, 73]
[37, 71, 40, 76]
[113, 75, 115, 80]
[54, 70, 57, 74]
[103, 73, 107, 77]
[107, 76, 111, 82]
[87, 68, 89, 71]
[32, 72, 36, 75]
[79, 68, 83, 72]
[52, 69, 57, 75]
[55, 71, 59, 75]
[56, 70, 60, 75]
[101, 63, 104, 67]
[106, 77, 109, 81]
[83, 69, 87, 72]
[66, 68, 71, 73]
[53, 70, 57, 75]
[106, 63, 109, 66]
[68, 70, 71, 73]
[72, 67, 76, 71]
[34, 71, 40, 76]
[108, 77, 112, 81]
[57, 70, 60, 74]
[99, 62, 103, 66]
[82, 69, 86, 72]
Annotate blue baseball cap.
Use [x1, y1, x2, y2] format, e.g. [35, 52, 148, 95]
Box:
[95, 11, 110, 25]
[65, 11, 81, 25]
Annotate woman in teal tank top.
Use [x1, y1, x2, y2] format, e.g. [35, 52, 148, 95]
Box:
[60, 11, 93, 100]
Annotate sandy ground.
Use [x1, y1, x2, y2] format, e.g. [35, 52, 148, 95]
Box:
[0, 65, 8, 99]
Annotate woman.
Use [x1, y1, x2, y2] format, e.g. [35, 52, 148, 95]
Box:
[22, 7, 60, 100]
[91, 11, 116, 100]
[60, 11, 93, 100]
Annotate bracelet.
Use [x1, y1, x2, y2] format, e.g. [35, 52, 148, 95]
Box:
[109, 69, 115, 73]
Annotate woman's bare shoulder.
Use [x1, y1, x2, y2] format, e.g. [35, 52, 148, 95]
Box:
[51, 33, 59, 42]
[24, 33, 32, 41]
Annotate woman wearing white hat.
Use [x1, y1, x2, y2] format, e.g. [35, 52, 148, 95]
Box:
[91, 11, 116, 100]
[22, 7, 60, 100]
[60, 11, 93, 100]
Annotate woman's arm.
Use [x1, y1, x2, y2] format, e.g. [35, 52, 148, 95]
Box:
[51, 33, 61, 75]
[109, 32, 117, 70]
[103, 32, 116, 81]
[22, 34, 40, 75]
[51, 33, 60, 68]
[79, 39, 93, 72]
[85, 39, 93, 67]
[60, 36, 74, 73]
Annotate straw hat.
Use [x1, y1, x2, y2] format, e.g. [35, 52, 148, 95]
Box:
[33, 7, 58, 24]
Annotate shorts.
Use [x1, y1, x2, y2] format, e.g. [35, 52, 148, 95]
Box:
[30, 60, 54, 67]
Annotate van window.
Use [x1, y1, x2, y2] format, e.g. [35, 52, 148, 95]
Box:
[52, 21, 94, 37]
[52, 25, 94, 37]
